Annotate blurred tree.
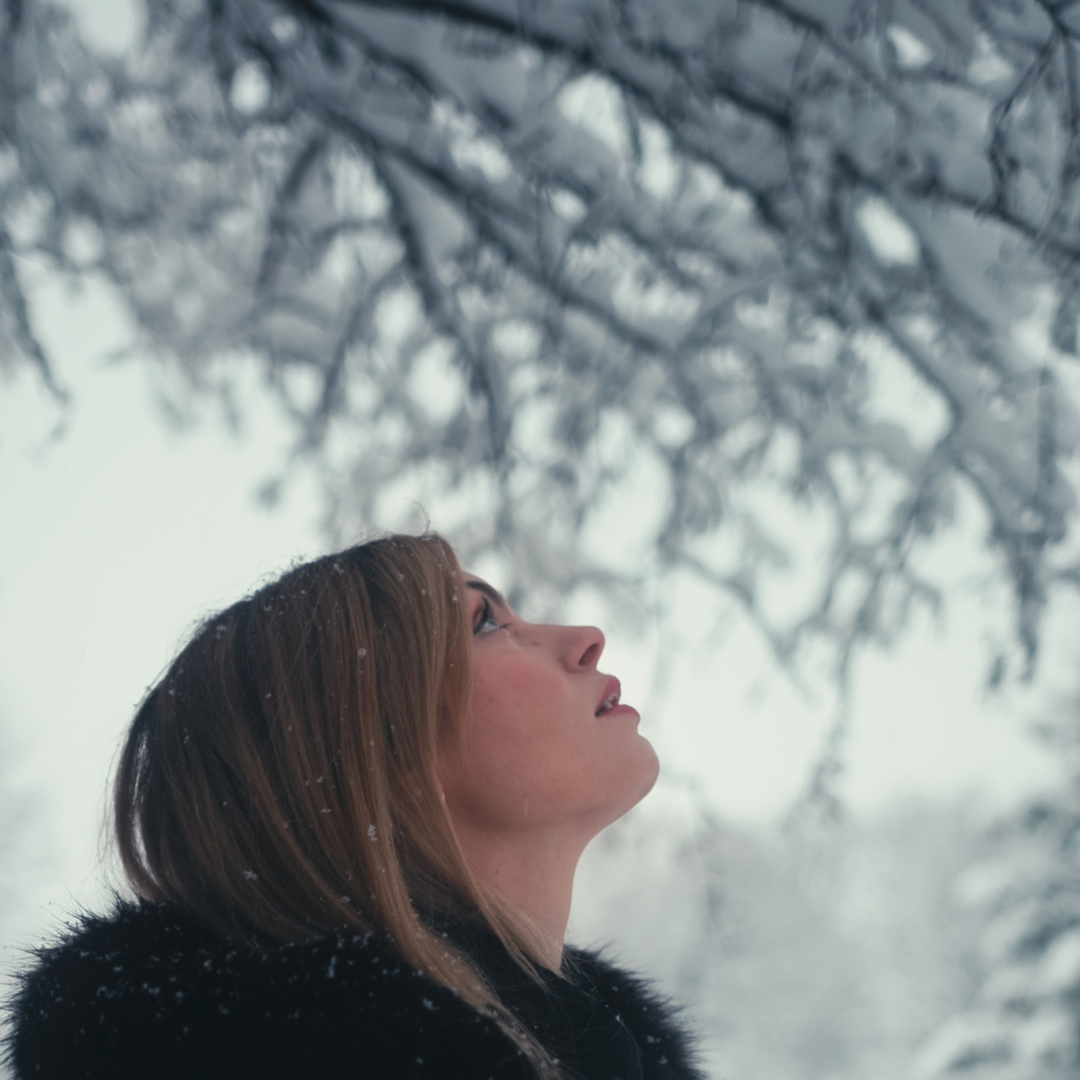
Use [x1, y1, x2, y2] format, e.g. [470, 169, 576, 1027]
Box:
[0, 716, 51, 1080]
[915, 718, 1080, 1080]
[4, 0, 1080, 681]
[573, 794, 989, 1080]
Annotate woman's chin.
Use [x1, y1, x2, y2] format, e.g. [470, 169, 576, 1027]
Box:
[601, 737, 661, 828]
[634, 737, 661, 803]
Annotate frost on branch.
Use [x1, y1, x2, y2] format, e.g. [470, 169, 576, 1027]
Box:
[5, 0, 1080, 673]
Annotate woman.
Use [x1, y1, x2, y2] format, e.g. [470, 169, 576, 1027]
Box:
[5, 534, 703, 1080]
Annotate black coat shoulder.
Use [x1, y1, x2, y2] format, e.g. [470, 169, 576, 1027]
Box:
[4, 901, 706, 1080]
[4, 900, 531, 1080]
[564, 947, 704, 1080]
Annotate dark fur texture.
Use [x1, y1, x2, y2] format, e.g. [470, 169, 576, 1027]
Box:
[4, 900, 705, 1080]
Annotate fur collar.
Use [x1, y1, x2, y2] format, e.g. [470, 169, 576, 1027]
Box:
[4, 900, 706, 1080]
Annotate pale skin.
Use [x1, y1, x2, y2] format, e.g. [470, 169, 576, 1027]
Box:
[437, 576, 660, 971]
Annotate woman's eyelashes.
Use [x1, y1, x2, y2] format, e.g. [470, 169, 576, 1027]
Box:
[473, 598, 502, 636]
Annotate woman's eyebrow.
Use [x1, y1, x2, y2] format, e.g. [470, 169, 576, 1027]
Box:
[465, 580, 509, 610]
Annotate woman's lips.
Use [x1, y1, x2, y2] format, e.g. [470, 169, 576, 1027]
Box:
[595, 675, 621, 715]
[595, 676, 640, 718]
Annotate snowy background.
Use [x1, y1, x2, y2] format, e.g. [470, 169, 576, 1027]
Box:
[7, 1, 1080, 1078]
[2, 197, 1073, 1080]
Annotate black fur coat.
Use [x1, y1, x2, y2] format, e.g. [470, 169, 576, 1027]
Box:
[4, 900, 706, 1080]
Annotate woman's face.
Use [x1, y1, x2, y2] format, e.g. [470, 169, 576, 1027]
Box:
[438, 575, 659, 842]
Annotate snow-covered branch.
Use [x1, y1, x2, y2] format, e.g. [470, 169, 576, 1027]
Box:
[5, 0, 1080, 675]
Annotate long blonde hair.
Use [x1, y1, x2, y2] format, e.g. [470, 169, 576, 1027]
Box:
[114, 534, 560, 1077]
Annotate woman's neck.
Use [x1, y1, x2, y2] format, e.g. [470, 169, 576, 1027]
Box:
[453, 825, 587, 970]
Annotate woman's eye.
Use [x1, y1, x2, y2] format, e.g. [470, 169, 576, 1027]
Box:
[473, 600, 500, 636]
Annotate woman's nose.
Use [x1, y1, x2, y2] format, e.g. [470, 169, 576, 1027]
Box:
[561, 625, 605, 670]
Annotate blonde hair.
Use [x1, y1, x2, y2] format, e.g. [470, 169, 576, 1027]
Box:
[114, 534, 561, 1078]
